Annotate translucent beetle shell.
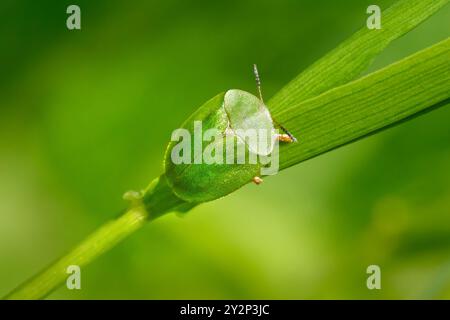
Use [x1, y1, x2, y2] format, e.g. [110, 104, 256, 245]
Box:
[164, 67, 295, 203]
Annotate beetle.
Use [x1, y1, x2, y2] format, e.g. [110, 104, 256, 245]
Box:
[164, 65, 296, 203]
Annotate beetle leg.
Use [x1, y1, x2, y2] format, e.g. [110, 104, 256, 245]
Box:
[252, 176, 263, 185]
[276, 133, 295, 143]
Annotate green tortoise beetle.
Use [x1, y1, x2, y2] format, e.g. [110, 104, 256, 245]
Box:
[164, 65, 296, 203]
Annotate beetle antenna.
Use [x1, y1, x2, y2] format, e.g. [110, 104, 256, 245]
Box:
[253, 64, 297, 142]
[253, 64, 264, 104]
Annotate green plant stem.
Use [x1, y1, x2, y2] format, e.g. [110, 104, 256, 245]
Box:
[5, 176, 187, 300]
[5, 206, 148, 300]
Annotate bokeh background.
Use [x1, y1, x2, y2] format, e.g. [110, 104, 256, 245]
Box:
[1, 0, 449, 299]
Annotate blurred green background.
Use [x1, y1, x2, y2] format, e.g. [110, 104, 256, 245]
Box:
[1, 0, 449, 299]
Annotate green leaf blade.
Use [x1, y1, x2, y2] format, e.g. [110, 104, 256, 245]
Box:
[269, 0, 449, 114]
[275, 38, 450, 170]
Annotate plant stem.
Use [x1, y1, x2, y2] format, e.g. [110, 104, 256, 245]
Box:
[5, 207, 147, 300]
[4, 176, 188, 300]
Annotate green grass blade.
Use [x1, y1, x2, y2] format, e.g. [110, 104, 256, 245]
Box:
[269, 0, 449, 114]
[275, 38, 450, 170]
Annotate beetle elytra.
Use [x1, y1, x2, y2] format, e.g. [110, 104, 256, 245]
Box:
[164, 65, 296, 203]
